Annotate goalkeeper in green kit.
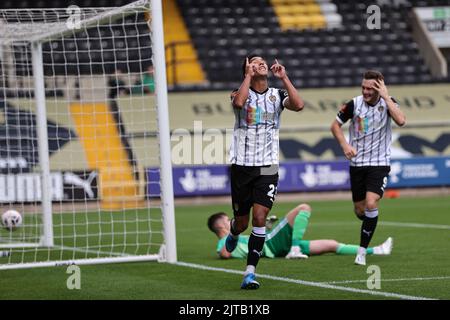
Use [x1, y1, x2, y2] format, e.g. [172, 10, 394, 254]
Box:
[207, 203, 392, 259]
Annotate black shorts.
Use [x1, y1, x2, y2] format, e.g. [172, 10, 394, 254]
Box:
[350, 166, 390, 202]
[230, 164, 279, 216]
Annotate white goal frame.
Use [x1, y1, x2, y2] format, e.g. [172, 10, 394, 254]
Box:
[0, 0, 177, 269]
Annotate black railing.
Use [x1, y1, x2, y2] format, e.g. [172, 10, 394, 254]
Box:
[165, 40, 200, 87]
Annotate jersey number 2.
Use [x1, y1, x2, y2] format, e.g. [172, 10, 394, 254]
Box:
[267, 184, 277, 202]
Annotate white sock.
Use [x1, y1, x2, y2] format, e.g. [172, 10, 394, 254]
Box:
[373, 245, 382, 255]
[357, 246, 367, 255]
[251, 226, 266, 237]
[244, 265, 255, 275]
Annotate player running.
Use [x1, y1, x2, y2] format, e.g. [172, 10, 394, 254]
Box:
[330, 70, 405, 266]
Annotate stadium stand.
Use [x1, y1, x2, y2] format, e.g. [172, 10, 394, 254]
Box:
[0, 0, 449, 90]
[177, 0, 450, 90]
[163, 0, 206, 86]
[271, 0, 341, 30]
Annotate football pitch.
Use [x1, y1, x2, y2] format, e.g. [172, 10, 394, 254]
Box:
[0, 195, 449, 300]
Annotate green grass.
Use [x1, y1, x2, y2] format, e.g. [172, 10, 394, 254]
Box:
[1, 196, 449, 300]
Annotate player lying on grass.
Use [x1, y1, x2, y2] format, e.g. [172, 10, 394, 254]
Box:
[207, 203, 392, 259]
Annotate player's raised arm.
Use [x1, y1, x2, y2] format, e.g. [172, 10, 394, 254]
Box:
[270, 59, 304, 112]
[232, 57, 255, 108]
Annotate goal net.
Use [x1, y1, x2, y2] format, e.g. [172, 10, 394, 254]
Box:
[0, 0, 176, 269]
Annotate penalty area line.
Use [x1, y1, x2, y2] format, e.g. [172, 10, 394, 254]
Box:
[175, 261, 436, 300]
[321, 275, 450, 285]
[311, 221, 450, 230]
[380, 221, 450, 230]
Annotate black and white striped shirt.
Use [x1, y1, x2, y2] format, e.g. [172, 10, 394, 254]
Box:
[229, 87, 288, 166]
[336, 95, 400, 167]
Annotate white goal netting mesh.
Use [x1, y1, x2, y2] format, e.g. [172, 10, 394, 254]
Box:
[0, 0, 169, 267]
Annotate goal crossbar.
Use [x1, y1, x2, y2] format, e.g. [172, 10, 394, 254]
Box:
[0, 0, 150, 44]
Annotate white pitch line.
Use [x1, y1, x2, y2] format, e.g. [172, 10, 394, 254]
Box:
[321, 276, 450, 285]
[380, 221, 450, 230]
[311, 221, 450, 230]
[175, 261, 436, 300]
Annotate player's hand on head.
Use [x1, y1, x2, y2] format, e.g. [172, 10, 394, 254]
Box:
[270, 59, 286, 79]
[372, 79, 389, 99]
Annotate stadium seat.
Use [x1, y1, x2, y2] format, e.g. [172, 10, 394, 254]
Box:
[324, 13, 342, 29]
[3, 0, 445, 88]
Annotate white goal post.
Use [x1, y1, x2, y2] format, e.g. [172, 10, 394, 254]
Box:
[0, 0, 176, 269]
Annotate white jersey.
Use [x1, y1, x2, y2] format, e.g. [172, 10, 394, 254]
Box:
[336, 95, 400, 167]
[229, 87, 288, 166]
